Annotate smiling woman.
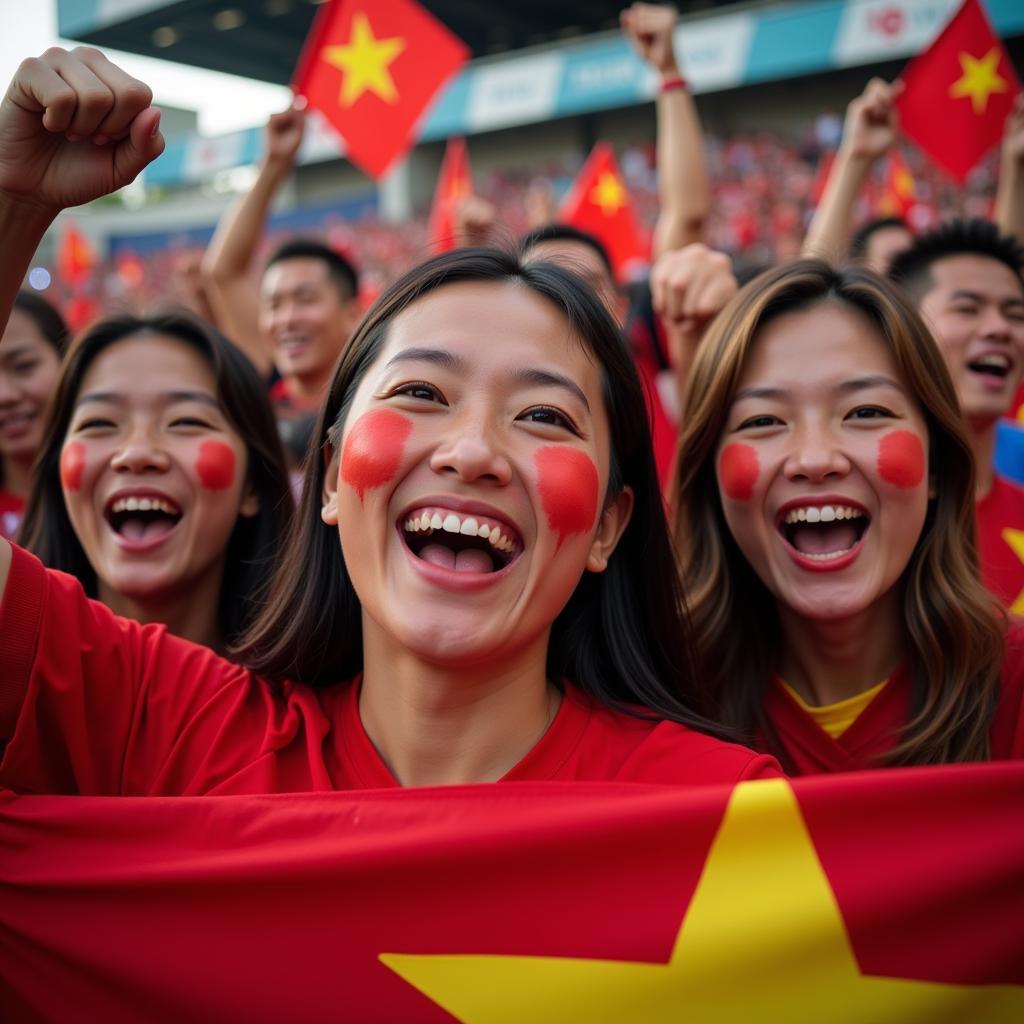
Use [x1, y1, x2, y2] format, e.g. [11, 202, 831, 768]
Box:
[18, 313, 294, 654]
[674, 259, 1024, 773]
[0, 250, 779, 795]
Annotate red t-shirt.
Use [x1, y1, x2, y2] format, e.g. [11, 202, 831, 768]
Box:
[0, 545, 779, 795]
[976, 473, 1024, 611]
[0, 488, 24, 541]
[757, 649, 1024, 776]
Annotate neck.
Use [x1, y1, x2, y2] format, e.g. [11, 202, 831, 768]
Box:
[359, 620, 560, 787]
[98, 574, 225, 652]
[968, 417, 997, 499]
[777, 591, 904, 706]
[286, 367, 331, 408]
[0, 453, 34, 500]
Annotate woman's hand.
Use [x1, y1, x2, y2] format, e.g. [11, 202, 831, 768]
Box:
[0, 46, 164, 214]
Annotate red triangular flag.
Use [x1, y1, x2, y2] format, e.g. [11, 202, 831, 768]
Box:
[293, 0, 469, 180]
[877, 149, 916, 218]
[56, 220, 96, 289]
[559, 142, 648, 280]
[896, 0, 1021, 184]
[429, 137, 473, 253]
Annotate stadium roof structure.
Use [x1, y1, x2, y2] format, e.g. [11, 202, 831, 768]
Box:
[58, 0, 733, 85]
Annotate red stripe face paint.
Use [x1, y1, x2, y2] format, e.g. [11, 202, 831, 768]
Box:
[341, 409, 413, 501]
[877, 430, 925, 489]
[195, 440, 236, 491]
[534, 446, 599, 547]
[719, 443, 759, 502]
[60, 441, 86, 492]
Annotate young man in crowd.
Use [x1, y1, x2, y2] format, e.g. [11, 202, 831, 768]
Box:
[889, 220, 1024, 611]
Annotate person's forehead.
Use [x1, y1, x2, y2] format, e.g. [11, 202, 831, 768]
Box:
[261, 257, 331, 294]
[927, 254, 1024, 301]
[80, 333, 215, 392]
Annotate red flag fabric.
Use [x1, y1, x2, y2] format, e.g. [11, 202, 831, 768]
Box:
[877, 149, 916, 218]
[428, 137, 473, 253]
[55, 220, 95, 289]
[292, 0, 469, 180]
[809, 149, 836, 208]
[896, 0, 1021, 184]
[2, 765, 1023, 1021]
[559, 142, 648, 280]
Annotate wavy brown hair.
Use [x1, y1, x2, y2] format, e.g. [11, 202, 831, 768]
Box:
[673, 259, 1005, 766]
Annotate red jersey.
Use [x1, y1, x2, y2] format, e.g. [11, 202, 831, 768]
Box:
[0, 545, 778, 795]
[757, 647, 1024, 775]
[0, 488, 24, 541]
[976, 473, 1024, 612]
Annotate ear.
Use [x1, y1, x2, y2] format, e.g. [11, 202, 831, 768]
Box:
[321, 442, 340, 526]
[238, 483, 261, 519]
[585, 486, 634, 573]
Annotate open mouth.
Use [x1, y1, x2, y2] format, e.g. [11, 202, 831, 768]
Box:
[778, 503, 869, 563]
[967, 353, 1012, 380]
[105, 495, 183, 544]
[402, 507, 522, 574]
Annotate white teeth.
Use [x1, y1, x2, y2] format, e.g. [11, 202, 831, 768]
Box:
[401, 509, 519, 552]
[802, 547, 852, 561]
[109, 496, 180, 516]
[783, 504, 864, 525]
[975, 354, 1011, 369]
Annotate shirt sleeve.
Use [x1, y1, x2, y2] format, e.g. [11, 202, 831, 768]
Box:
[0, 545, 285, 795]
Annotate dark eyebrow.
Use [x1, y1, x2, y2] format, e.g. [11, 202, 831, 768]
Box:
[384, 347, 465, 372]
[74, 389, 220, 409]
[836, 375, 905, 394]
[946, 289, 1024, 308]
[0, 344, 36, 362]
[512, 368, 590, 412]
[733, 385, 787, 403]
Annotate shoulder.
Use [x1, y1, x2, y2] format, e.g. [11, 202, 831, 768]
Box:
[981, 474, 1024, 514]
[571, 691, 781, 785]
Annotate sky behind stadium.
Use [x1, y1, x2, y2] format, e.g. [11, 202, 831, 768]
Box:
[0, 1, 291, 135]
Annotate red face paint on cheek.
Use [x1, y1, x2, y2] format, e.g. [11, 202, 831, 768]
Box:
[341, 409, 413, 501]
[877, 430, 925, 489]
[60, 441, 86, 492]
[534, 446, 599, 547]
[195, 440, 236, 491]
[718, 443, 759, 501]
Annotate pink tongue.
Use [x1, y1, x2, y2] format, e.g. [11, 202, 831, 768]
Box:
[119, 517, 177, 543]
[419, 543, 495, 574]
[791, 521, 857, 555]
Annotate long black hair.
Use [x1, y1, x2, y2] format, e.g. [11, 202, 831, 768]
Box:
[20, 312, 294, 647]
[235, 247, 731, 740]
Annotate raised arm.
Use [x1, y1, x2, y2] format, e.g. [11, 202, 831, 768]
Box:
[200, 103, 305, 376]
[995, 95, 1024, 244]
[621, 3, 710, 256]
[0, 46, 163, 605]
[802, 78, 901, 264]
[650, 242, 737, 418]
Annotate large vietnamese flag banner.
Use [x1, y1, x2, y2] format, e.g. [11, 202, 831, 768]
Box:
[293, 0, 469, 180]
[2, 765, 1023, 1021]
[896, 0, 1020, 184]
[559, 142, 649, 281]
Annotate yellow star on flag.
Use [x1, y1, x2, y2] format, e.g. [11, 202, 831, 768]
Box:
[949, 47, 1009, 115]
[1000, 526, 1024, 614]
[322, 12, 406, 107]
[589, 171, 628, 216]
[381, 779, 1024, 1023]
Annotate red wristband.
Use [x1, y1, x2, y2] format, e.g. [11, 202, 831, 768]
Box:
[659, 75, 688, 94]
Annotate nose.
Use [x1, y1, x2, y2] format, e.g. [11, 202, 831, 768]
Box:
[978, 305, 1015, 341]
[0, 371, 19, 405]
[110, 427, 171, 475]
[429, 414, 512, 486]
[784, 422, 850, 483]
